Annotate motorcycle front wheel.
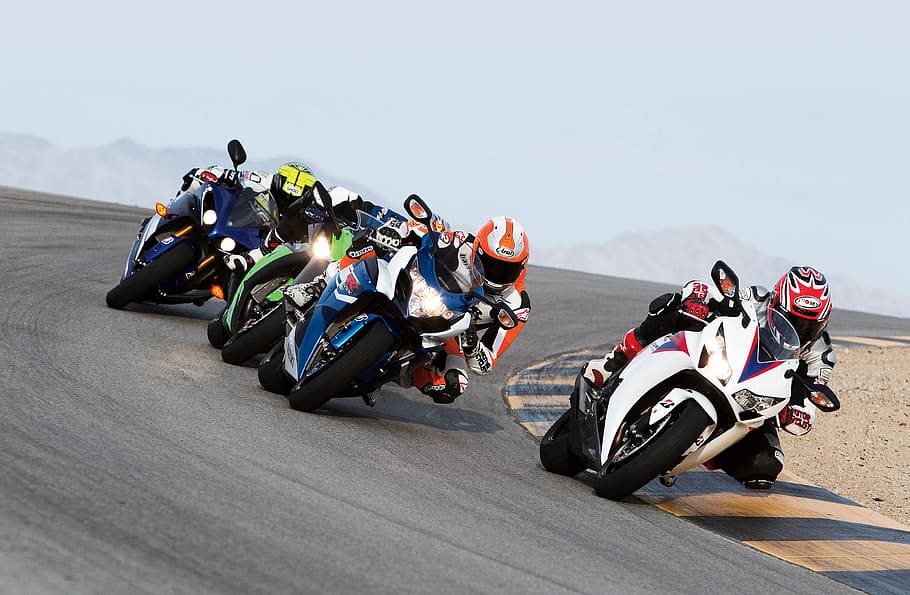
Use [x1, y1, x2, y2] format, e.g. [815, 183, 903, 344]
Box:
[592, 400, 711, 500]
[288, 322, 395, 413]
[221, 305, 285, 365]
[105, 242, 196, 310]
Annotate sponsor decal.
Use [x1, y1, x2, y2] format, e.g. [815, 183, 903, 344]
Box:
[688, 282, 709, 300]
[184, 270, 196, 279]
[354, 313, 369, 322]
[514, 307, 530, 322]
[437, 232, 452, 247]
[472, 351, 491, 373]
[454, 230, 466, 243]
[304, 206, 327, 221]
[201, 170, 218, 183]
[495, 246, 515, 258]
[341, 270, 361, 294]
[347, 245, 375, 259]
[659, 398, 675, 409]
[794, 296, 822, 310]
[162, 237, 174, 245]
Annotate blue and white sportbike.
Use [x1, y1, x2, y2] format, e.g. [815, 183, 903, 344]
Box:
[257, 194, 518, 412]
[106, 139, 278, 310]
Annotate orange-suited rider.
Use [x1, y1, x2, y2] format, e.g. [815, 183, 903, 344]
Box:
[407, 217, 532, 403]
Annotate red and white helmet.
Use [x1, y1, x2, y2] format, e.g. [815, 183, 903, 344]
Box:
[474, 217, 529, 292]
[771, 266, 832, 345]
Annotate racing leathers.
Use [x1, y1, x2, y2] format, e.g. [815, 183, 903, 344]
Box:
[584, 280, 837, 488]
[409, 266, 531, 403]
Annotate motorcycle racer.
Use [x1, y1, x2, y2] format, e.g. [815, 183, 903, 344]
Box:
[407, 217, 532, 403]
[583, 266, 835, 489]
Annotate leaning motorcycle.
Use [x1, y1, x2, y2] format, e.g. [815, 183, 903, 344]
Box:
[216, 183, 411, 365]
[257, 194, 518, 412]
[210, 181, 346, 362]
[539, 260, 840, 500]
[106, 140, 278, 310]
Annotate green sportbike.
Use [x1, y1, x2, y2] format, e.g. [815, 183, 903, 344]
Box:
[208, 236, 333, 365]
[209, 181, 350, 365]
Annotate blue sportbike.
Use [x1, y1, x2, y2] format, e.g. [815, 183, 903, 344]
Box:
[257, 195, 518, 412]
[106, 139, 278, 310]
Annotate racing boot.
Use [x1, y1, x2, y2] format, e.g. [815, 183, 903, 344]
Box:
[283, 275, 327, 311]
[582, 328, 644, 388]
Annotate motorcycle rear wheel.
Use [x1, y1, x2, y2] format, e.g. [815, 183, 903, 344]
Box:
[258, 342, 293, 395]
[207, 313, 230, 349]
[288, 322, 395, 412]
[105, 242, 196, 310]
[539, 409, 588, 477]
[593, 400, 711, 500]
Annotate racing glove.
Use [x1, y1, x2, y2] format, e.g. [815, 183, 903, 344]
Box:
[370, 220, 406, 252]
[778, 402, 817, 436]
[224, 253, 253, 273]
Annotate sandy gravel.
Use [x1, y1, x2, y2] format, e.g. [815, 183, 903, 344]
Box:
[779, 346, 910, 525]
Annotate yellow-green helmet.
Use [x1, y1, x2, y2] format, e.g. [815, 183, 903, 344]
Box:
[270, 162, 316, 212]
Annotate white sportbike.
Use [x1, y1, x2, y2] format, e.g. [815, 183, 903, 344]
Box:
[540, 261, 839, 500]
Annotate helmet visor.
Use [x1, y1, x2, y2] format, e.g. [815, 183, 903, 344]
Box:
[480, 252, 524, 286]
[786, 312, 828, 345]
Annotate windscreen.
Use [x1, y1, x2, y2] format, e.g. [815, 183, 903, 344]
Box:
[758, 307, 801, 362]
[227, 188, 279, 229]
[432, 238, 485, 294]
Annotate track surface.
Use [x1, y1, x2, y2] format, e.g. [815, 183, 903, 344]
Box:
[4, 188, 909, 593]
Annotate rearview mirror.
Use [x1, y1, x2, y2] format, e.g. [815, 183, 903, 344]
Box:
[807, 383, 840, 412]
[491, 303, 518, 330]
[227, 139, 247, 169]
[404, 194, 432, 226]
[711, 260, 739, 299]
[710, 260, 742, 317]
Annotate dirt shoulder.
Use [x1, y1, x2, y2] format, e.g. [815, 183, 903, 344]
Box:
[779, 346, 910, 525]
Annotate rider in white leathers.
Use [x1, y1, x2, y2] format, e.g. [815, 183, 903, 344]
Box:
[584, 266, 836, 489]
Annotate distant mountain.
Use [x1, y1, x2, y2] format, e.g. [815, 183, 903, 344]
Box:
[535, 225, 910, 319]
[3, 133, 908, 318]
[0, 133, 379, 208]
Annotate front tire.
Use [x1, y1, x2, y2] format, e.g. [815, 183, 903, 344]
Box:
[593, 400, 711, 500]
[288, 322, 396, 412]
[221, 306, 285, 365]
[105, 242, 196, 309]
[540, 409, 588, 477]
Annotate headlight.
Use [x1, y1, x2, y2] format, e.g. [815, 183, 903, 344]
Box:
[309, 235, 331, 260]
[733, 389, 786, 413]
[407, 266, 455, 320]
[202, 210, 217, 225]
[219, 237, 236, 252]
[702, 326, 732, 385]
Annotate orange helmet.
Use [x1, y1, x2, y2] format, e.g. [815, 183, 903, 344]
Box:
[474, 217, 529, 292]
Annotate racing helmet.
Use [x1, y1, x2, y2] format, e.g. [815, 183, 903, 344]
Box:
[771, 266, 832, 346]
[270, 162, 316, 212]
[474, 217, 529, 292]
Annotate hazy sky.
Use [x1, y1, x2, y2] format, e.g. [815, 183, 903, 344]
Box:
[2, 1, 908, 294]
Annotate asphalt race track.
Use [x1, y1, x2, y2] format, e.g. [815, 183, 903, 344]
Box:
[4, 187, 909, 594]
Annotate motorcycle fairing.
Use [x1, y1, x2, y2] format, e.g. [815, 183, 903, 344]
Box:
[291, 252, 411, 380]
[224, 244, 303, 331]
[737, 329, 787, 383]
